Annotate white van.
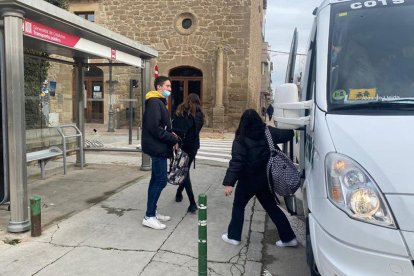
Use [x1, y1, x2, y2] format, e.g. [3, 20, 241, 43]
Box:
[274, 0, 414, 275]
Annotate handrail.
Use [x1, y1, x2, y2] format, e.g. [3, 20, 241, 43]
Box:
[55, 124, 84, 174]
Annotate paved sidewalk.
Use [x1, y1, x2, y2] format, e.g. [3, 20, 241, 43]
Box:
[0, 163, 266, 276]
[0, 127, 267, 276]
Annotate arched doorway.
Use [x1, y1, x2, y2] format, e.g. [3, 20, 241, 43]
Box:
[169, 66, 203, 115]
[84, 66, 104, 123]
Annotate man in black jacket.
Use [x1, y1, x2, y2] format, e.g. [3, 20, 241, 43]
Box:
[266, 104, 274, 122]
[142, 76, 179, 230]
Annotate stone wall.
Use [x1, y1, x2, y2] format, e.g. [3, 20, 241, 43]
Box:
[247, 0, 264, 111]
[65, 0, 265, 131]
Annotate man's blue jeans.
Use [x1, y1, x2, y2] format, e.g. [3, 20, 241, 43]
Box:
[145, 156, 168, 217]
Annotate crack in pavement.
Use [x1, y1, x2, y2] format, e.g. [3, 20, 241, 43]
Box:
[150, 259, 199, 274]
[28, 165, 262, 275]
[225, 197, 260, 276]
[138, 211, 190, 275]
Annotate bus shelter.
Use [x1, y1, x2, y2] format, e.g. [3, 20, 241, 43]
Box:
[0, 0, 157, 232]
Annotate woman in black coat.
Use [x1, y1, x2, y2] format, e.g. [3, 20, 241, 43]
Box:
[172, 93, 204, 213]
[222, 109, 298, 247]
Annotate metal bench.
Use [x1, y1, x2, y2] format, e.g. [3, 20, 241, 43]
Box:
[26, 146, 63, 179]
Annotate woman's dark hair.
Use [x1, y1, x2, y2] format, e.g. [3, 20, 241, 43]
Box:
[175, 93, 203, 117]
[235, 109, 265, 137]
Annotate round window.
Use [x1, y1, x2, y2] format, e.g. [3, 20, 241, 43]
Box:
[174, 12, 197, 35]
[182, 18, 192, 29]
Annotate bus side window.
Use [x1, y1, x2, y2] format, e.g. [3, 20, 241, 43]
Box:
[305, 33, 317, 116]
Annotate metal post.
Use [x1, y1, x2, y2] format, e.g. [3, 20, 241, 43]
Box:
[30, 195, 41, 237]
[289, 139, 294, 161]
[128, 80, 133, 145]
[74, 58, 85, 166]
[40, 161, 45, 179]
[198, 194, 207, 276]
[140, 60, 151, 171]
[0, 20, 10, 205]
[3, 9, 30, 233]
[107, 59, 115, 132]
[282, 142, 288, 155]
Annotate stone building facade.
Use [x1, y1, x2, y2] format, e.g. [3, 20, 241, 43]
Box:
[60, 0, 268, 131]
[261, 41, 273, 108]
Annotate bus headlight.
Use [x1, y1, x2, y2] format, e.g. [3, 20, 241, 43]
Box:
[325, 153, 396, 228]
[349, 188, 380, 217]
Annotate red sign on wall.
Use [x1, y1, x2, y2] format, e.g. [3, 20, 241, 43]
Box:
[154, 65, 159, 78]
[111, 49, 117, 60]
[23, 18, 80, 47]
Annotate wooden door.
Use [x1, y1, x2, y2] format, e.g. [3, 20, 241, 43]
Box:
[84, 78, 104, 123]
[170, 77, 202, 115]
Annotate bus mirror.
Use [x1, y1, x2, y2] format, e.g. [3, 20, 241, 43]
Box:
[274, 83, 311, 129]
[275, 83, 299, 103]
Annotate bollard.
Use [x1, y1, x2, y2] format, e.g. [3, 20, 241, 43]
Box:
[30, 195, 41, 237]
[198, 194, 207, 276]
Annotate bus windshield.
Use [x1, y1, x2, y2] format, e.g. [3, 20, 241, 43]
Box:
[328, 1, 414, 113]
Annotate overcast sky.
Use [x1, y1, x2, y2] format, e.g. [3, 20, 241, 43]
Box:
[265, 0, 321, 91]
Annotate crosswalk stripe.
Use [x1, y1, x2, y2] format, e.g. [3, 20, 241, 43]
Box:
[199, 145, 231, 150]
[196, 156, 230, 163]
[200, 141, 233, 145]
[200, 138, 233, 141]
[197, 151, 231, 158]
[197, 138, 233, 164]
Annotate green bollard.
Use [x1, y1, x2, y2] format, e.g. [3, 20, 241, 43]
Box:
[30, 195, 42, 237]
[198, 194, 207, 276]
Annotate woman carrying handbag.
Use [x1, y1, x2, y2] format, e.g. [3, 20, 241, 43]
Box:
[172, 93, 204, 213]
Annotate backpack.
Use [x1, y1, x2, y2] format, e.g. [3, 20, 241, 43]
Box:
[264, 126, 301, 197]
[167, 148, 190, 185]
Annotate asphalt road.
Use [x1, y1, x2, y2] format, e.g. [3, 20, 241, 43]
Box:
[262, 210, 309, 276]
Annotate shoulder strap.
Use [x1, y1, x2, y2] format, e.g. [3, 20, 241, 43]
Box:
[264, 126, 277, 152]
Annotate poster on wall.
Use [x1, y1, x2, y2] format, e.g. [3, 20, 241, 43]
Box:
[93, 85, 102, 99]
[93, 92, 102, 99]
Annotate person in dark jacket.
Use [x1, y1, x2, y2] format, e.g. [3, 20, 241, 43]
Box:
[266, 104, 274, 122]
[142, 76, 179, 230]
[221, 109, 298, 247]
[172, 93, 204, 213]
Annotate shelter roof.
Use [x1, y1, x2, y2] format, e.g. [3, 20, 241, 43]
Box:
[0, 0, 157, 66]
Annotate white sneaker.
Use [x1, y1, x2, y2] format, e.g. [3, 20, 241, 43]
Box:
[275, 238, 298, 247]
[156, 212, 171, 222]
[142, 217, 166, 230]
[221, 233, 240, 246]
